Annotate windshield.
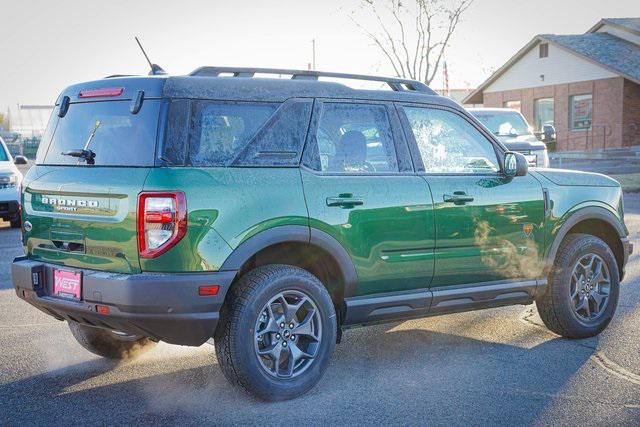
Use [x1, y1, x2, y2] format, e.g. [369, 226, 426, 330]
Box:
[470, 111, 531, 137]
[39, 100, 160, 166]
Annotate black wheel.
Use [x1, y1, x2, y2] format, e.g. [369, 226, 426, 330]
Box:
[68, 321, 157, 360]
[536, 233, 620, 338]
[214, 264, 337, 401]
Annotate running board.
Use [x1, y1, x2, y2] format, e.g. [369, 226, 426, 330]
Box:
[342, 278, 546, 327]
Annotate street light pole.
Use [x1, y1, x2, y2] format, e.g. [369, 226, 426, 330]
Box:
[312, 38, 316, 70]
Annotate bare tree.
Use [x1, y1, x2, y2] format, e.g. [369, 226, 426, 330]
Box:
[349, 0, 474, 85]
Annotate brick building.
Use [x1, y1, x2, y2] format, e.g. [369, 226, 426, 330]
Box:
[464, 18, 640, 151]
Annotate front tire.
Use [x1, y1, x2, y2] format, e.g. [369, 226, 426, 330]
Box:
[68, 321, 157, 360]
[214, 265, 337, 401]
[536, 233, 620, 338]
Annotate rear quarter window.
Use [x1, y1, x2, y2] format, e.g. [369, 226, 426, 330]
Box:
[188, 101, 278, 167]
[162, 98, 313, 167]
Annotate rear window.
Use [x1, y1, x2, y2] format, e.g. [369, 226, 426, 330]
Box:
[39, 100, 160, 166]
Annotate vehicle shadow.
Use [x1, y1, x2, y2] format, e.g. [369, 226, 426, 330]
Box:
[0, 322, 602, 425]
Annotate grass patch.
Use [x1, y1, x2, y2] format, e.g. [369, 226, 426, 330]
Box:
[610, 173, 640, 192]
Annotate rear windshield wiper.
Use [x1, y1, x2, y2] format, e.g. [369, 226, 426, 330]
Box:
[61, 149, 96, 164]
[61, 120, 101, 165]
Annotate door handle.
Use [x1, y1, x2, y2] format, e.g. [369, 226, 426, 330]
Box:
[443, 191, 474, 205]
[326, 194, 364, 208]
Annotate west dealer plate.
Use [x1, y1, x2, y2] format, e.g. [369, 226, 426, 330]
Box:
[53, 269, 82, 300]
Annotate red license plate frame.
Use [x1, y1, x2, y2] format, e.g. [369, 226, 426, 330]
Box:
[53, 269, 82, 300]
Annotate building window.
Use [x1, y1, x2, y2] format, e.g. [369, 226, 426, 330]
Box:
[570, 94, 592, 130]
[539, 43, 549, 58]
[503, 100, 521, 111]
[534, 98, 554, 131]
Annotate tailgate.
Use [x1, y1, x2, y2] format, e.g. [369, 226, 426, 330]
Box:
[23, 166, 151, 273]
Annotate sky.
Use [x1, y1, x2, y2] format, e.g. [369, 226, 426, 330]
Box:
[1, 0, 638, 115]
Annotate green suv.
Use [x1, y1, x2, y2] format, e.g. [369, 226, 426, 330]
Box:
[11, 67, 633, 401]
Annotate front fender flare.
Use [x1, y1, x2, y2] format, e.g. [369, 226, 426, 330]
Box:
[545, 205, 625, 270]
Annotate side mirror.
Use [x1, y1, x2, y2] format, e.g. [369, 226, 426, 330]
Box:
[13, 155, 28, 165]
[504, 152, 528, 177]
[542, 124, 556, 142]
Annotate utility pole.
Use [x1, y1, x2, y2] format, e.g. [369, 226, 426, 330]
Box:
[311, 38, 316, 71]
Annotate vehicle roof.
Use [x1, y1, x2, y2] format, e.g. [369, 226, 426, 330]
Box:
[56, 74, 462, 111]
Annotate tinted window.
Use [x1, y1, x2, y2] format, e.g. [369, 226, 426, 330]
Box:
[308, 103, 398, 174]
[403, 107, 499, 174]
[0, 142, 8, 161]
[161, 99, 190, 165]
[189, 101, 278, 166]
[234, 99, 313, 166]
[42, 100, 160, 166]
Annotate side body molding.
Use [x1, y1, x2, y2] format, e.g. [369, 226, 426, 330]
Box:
[220, 225, 359, 298]
[545, 206, 626, 269]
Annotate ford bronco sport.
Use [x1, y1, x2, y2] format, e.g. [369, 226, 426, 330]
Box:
[12, 67, 632, 401]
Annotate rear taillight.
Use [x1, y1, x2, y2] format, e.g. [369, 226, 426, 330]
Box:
[137, 192, 187, 258]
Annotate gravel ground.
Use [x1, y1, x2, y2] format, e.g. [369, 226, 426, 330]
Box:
[0, 195, 638, 426]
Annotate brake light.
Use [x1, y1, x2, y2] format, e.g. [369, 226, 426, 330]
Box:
[137, 192, 187, 258]
[78, 87, 124, 98]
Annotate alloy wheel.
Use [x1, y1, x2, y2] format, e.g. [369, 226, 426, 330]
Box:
[569, 253, 611, 321]
[254, 290, 322, 379]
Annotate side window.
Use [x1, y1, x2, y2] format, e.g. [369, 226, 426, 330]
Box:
[308, 103, 399, 174]
[188, 101, 278, 166]
[403, 107, 499, 174]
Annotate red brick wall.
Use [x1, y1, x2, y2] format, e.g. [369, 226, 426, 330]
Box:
[623, 80, 640, 147]
[482, 77, 626, 151]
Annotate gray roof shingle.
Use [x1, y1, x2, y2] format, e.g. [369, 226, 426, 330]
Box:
[601, 17, 640, 33]
[541, 32, 640, 83]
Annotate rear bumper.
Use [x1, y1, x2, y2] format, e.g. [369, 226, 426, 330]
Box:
[11, 257, 237, 346]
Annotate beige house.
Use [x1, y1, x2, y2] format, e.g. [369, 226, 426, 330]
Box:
[464, 18, 640, 151]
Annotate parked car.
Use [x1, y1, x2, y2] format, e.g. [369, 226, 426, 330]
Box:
[468, 107, 551, 167]
[12, 68, 632, 401]
[0, 136, 26, 228]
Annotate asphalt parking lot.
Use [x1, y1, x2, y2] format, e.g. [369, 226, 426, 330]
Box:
[0, 195, 638, 426]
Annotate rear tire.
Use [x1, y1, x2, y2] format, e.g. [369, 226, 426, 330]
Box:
[68, 321, 157, 360]
[536, 233, 620, 338]
[214, 264, 337, 401]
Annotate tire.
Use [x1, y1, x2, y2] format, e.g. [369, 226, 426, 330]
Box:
[214, 264, 337, 401]
[68, 321, 157, 360]
[10, 218, 21, 228]
[536, 233, 620, 338]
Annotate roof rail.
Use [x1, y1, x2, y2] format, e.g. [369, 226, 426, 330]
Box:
[188, 66, 437, 95]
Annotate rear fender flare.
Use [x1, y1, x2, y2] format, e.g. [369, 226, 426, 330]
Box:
[220, 225, 358, 298]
